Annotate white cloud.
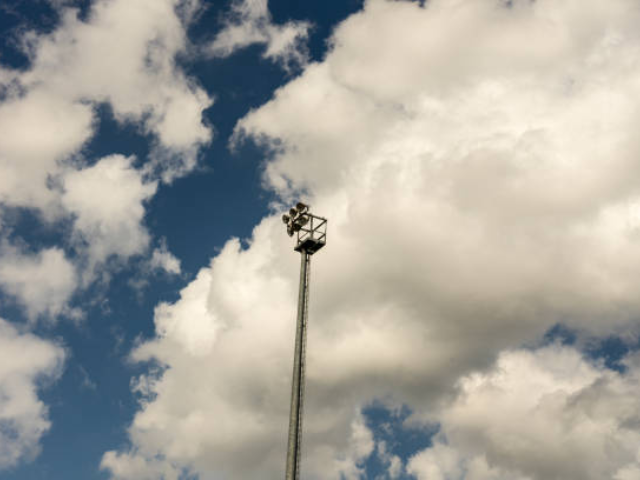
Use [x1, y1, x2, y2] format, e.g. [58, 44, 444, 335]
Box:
[388, 454, 402, 479]
[150, 241, 182, 276]
[0, 89, 93, 215]
[236, 0, 640, 340]
[62, 154, 157, 275]
[23, 0, 213, 161]
[0, 244, 77, 321]
[100, 450, 181, 480]
[101, 232, 296, 479]
[407, 345, 640, 480]
[209, 0, 310, 69]
[105, 0, 640, 478]
[150, 268, 216, 357]
[307, 411, 375, 480]
[0, 319, 65, 469]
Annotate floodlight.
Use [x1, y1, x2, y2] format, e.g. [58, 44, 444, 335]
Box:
[282, 214, 290, 224]
[296, 202, 308, 212]
[297, 215, 309, 227]
[289, 208, 297, 217]
[287, 226, 294, 237]
[293, 223, 302, 232]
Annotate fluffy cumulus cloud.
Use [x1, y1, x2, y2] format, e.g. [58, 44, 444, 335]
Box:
[0, 244, 77, 321]
[101, 450, 182, 480]
[407, 345, 640, 480]
[0, 319, 65, 469]
[62, 154, 157, 275]
[209, 0, 310, 68]
[21, 0, 213, 179]
[0, 90, 93, 213]
[0, 0, 212, 319]
[104, 0, 640, 478]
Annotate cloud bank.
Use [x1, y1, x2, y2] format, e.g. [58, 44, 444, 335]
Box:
[104, 0, 640, 478]
[408, 345, 640, 480]
[0, 244, 76, 321]
[0, 319, 64, 469]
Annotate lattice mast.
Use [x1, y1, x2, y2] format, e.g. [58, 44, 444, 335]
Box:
[282, 203, 327, 480]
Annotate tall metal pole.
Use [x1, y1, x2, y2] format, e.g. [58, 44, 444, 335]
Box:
[282, 203, 327, 480]
[285, 250, 310, 480]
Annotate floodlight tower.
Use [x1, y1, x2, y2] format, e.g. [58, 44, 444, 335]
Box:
[282, 202, 327, 480]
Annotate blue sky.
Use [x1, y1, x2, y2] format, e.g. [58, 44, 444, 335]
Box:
[1, 1, 640, 479]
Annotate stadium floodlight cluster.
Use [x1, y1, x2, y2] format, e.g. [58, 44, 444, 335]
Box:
[282, 202, 310, 237]
[282, 202, 327, 255]
[282, 202, 327, 480]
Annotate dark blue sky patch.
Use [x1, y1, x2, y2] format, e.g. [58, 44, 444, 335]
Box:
[0, 291, 28, 328]
[17, 261, 188, 480]
[145, 149, 270, 277]
[5, 318, 144, 480]
[541, 323, 640, 373]
[361, 401, 437, 479]
[585, 335, 640, 373]
[1, 205, 73, 253]
[186, 45, 287, 140]
[67, 0, 93, 21]
[542, 323, 578, 347]
[0, 1, 61, 70]
[80, 103, 152, 168]
[268, 0, 365, 62]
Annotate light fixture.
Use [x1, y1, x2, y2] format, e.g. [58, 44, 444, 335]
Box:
[282, 214, 290, 224]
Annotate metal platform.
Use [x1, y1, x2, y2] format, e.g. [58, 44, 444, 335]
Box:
[294, 237, 326, 254]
